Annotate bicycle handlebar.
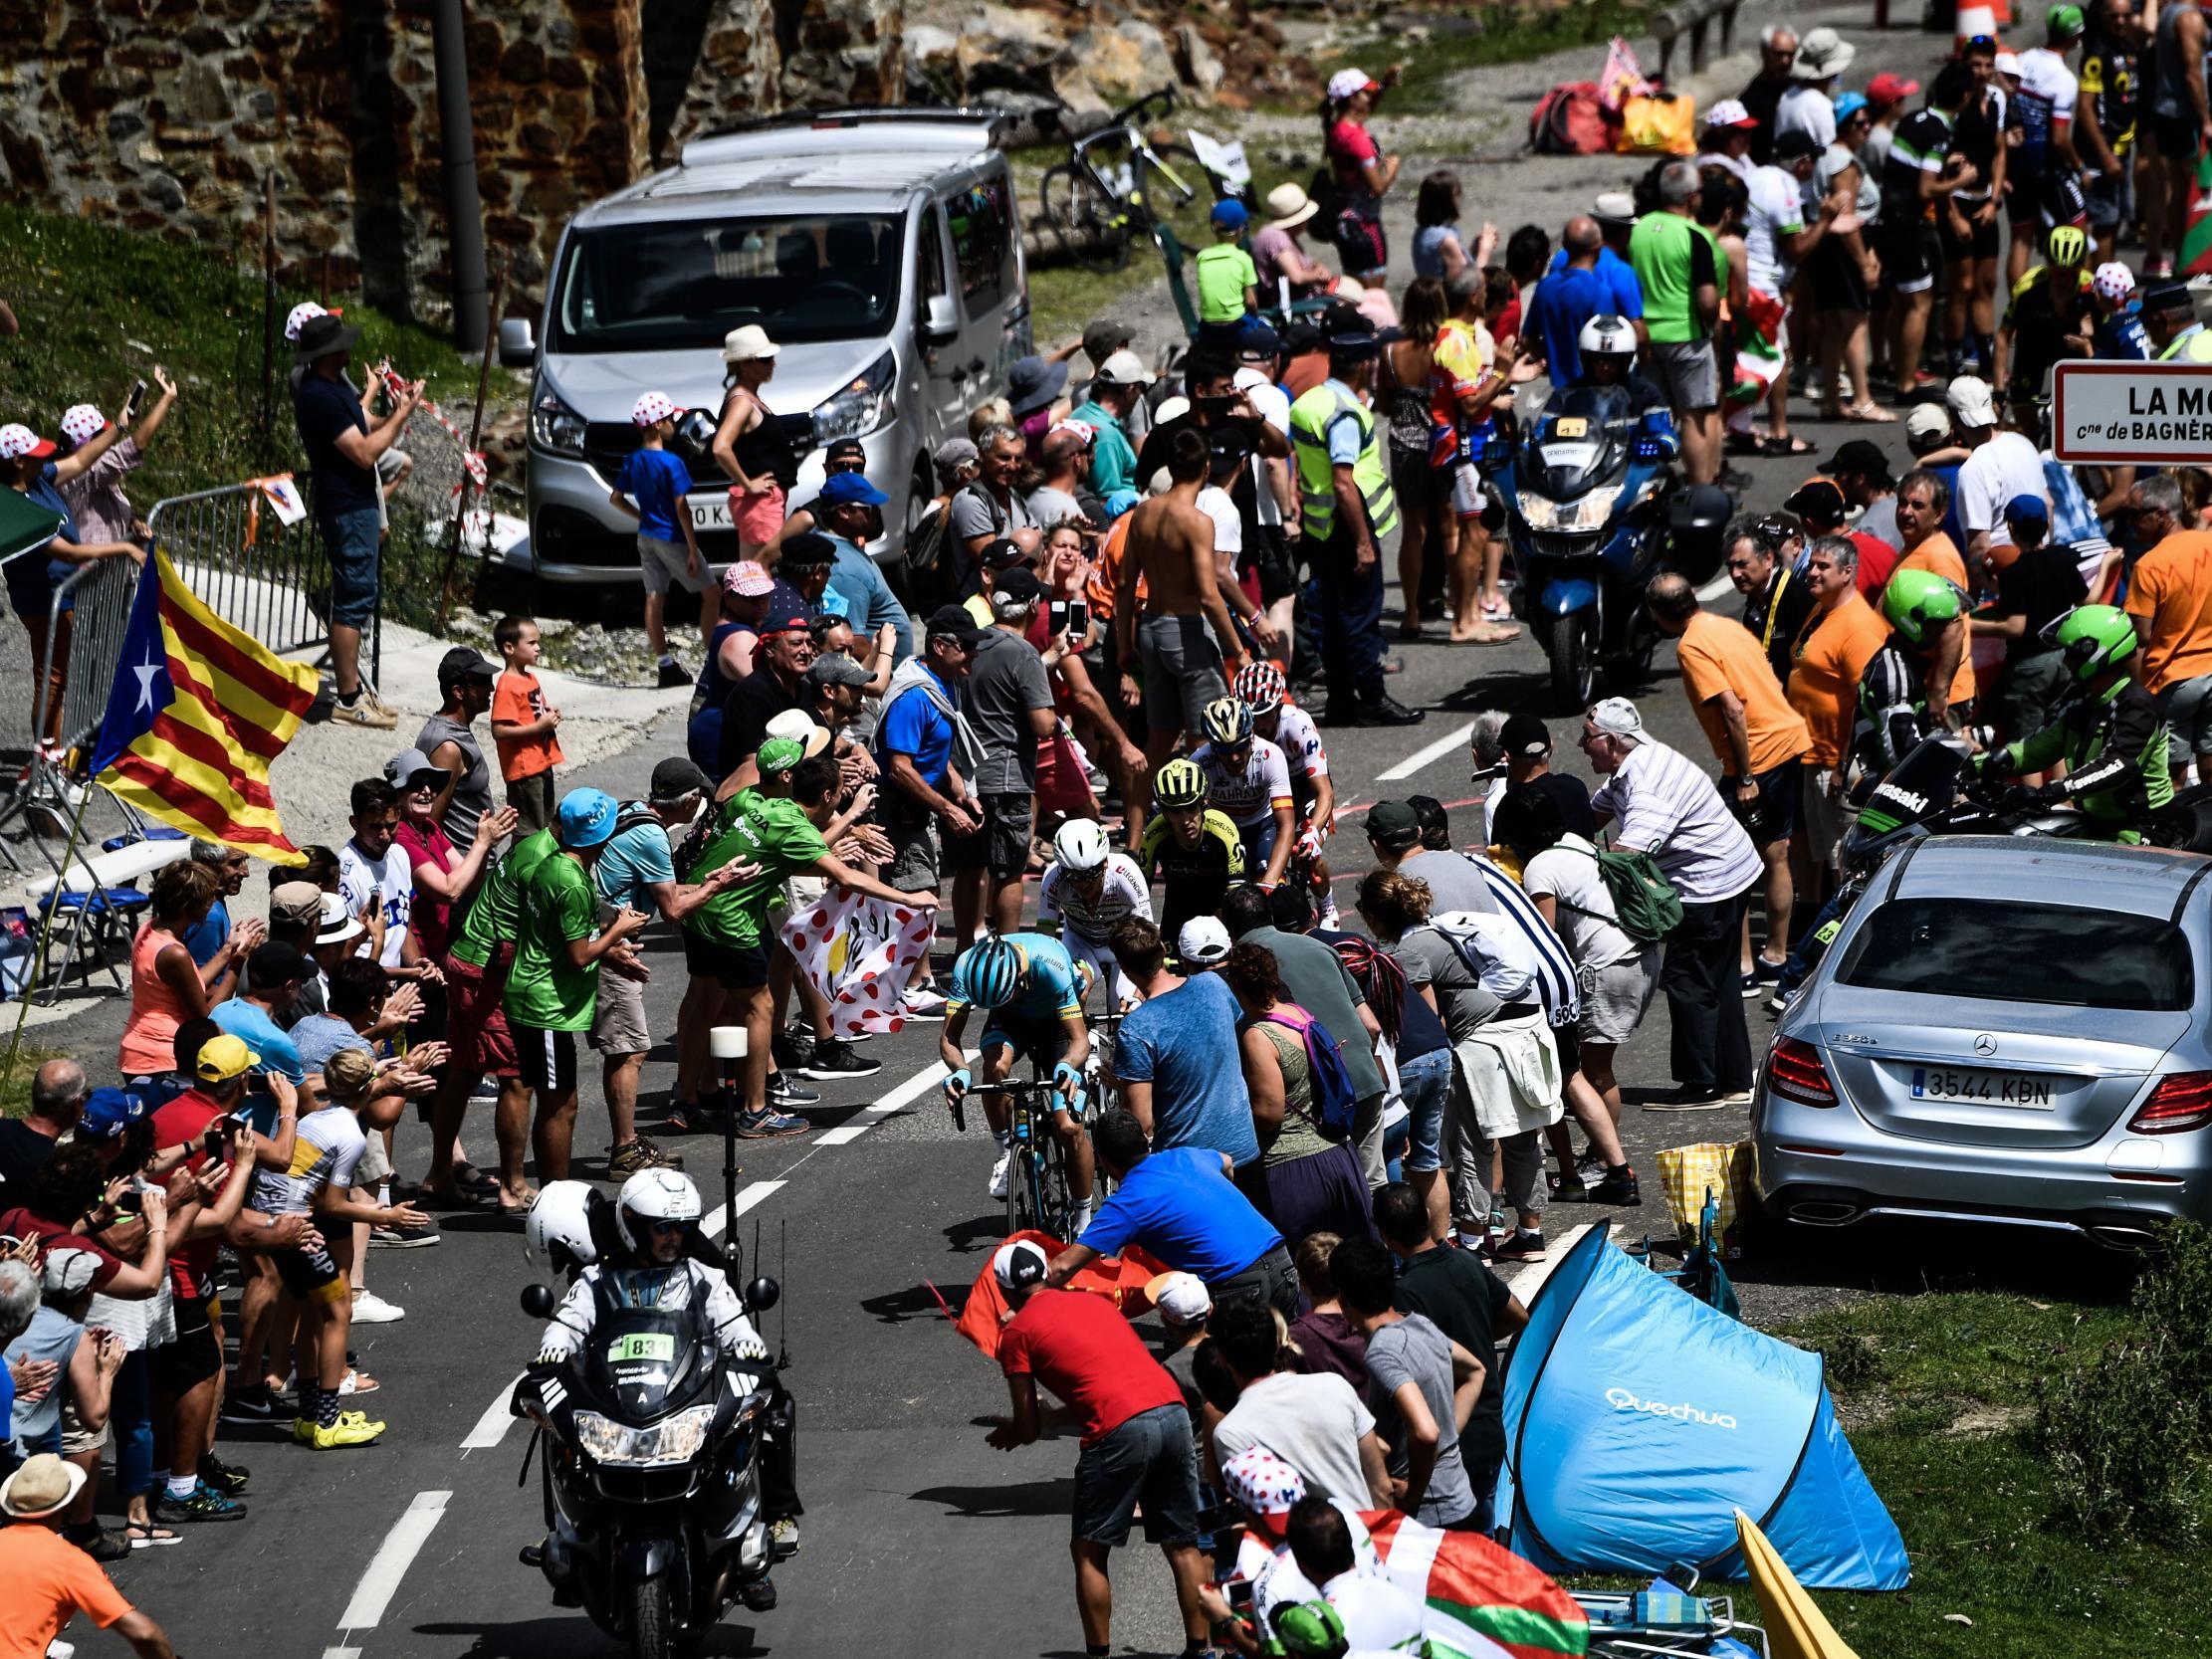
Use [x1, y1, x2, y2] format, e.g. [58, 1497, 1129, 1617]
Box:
[1111, 88, 1180, 126]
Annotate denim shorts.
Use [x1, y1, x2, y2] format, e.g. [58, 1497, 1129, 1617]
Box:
[324, 506, 382, 629]
[1073, 1402, 1202, 1547]
[1397, 1046, 1452, 1174]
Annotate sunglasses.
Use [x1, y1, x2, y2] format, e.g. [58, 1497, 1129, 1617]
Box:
[646, 1217, 688, 1236]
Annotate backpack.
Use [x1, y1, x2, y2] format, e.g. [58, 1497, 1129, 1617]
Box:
[1530, 82, 1613, 155]
[1260, 1003, 1359, 1142]
[1555, 842, 1682, 943]
[901, 499, 956, 609]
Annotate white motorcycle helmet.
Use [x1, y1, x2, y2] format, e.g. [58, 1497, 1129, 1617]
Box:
[1053, 818, 1109, 875]
[615, 1168, 704, 1255]
[526, 1180, 600, 1275]
[1577, 312, 1637, 366]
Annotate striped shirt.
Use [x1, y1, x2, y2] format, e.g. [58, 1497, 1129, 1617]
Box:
[1590, 739, 1762, 905]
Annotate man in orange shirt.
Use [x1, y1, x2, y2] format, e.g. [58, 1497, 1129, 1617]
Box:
[1650, 573, 1814, 988]
[0, 1455, 177, 1657]
[1888, 469, 1975, 726]
[2123, 473, 2212, 786]
[1787, 536, 1893, 888]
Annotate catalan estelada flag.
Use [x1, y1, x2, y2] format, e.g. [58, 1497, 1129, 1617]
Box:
[87, 547, 319, 863]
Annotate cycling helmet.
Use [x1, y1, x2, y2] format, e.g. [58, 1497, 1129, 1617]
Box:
[1200, 695, 1254, 746]
[2093, 260, 2136, 303]
[2047, 224, 2088, 269]
[1153, 757, 1211, 808]
[614, 1168, 702, 1255]
[1880, 567, 1965, 646]
[1578, 312, 1637, 361]
[2046, 603, 2137, 683]
[1232, 660, 1287, 715]
[960, 935, 1025, 1010]
[526, 1180, 601, 1275]
[1053, 818, 1109, 875]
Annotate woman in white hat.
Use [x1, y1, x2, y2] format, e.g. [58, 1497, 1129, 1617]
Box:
[1253, 182, 1333, 299]
[1321, 64, 1404, 282]
[710, 323, 797, 560]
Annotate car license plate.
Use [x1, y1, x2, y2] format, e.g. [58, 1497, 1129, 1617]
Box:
[1909, 1067, 2055, 1108]
[690, 496, 731, 531]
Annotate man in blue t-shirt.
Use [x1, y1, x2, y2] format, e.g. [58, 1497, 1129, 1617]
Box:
[812, 473, 915, 664]
[610, 391, 706, 690]
[210, 942, 316, 1133]
[878, 608, 986, 1020]
[1526, 218, 1617, 385]
[1107, 920, 1261, 1173]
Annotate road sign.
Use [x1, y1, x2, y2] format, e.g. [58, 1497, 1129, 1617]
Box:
[2052, 360, 2212, 463]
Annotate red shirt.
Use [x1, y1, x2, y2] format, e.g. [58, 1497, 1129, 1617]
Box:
[0, 1208, 123, 1291]
[395, 818, 459, 962]
[1851, 531, 1900, 599]
[150, 1090, 230, 1300]
[998, 1288, 1183, 1446]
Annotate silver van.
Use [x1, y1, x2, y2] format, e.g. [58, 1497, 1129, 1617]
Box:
[504, 108, 1029, 584]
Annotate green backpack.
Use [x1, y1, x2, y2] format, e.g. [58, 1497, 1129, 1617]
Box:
[1554, 840, 1682, 943]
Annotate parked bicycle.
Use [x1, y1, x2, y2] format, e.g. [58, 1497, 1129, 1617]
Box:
[1038, 89, 1221, 274]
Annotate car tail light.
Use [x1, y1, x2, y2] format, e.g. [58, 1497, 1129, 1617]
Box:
[1767, 1036, 1837, 1108]
[2126, 1071, 2212, 1135]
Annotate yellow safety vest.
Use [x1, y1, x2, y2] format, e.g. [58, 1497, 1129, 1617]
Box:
[1290, 380, 1400, 543]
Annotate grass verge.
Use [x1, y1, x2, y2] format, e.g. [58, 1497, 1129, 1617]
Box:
[0, 1043, 60, 1120]
[1314, 0, 1655, 114]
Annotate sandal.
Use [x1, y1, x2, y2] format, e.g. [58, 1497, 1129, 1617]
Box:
[1479, 595, 1511, 620]
[452, 1163, 500, 1198]
[127, 1519, 180, 1548]
[1724, 432, 1764, 457]
[1758, 434, 1816, 456]
[1842, 402, 1898, 424]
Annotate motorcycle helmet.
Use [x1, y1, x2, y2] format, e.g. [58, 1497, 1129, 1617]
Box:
[1577, 312, 1637, 367]
[1232, 660, 1287, 715]
[1275, 1600, 1351, 1659]
[2047, 224, 2089, 269]
[1200, 695, 1254, 746]
[614, 1168, 703, 1255]
[526, 1180, 602, 1275]
[959, 935, 1025, 1010]
[1053, 818, 1109, 875]
[1153, 757, 1211, 808]
[1880, 568, 1965, 646]
[2045, 604, 2137, 683]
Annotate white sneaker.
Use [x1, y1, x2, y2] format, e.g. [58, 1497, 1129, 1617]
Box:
[350, 1288, 405, 1324]
[901, 985, 948, 1018]
[989, 1151, 1011, 1200]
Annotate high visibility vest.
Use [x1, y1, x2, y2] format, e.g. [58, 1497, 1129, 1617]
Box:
[2160, 324, 2212, 363]
[1290, 381, 1400, 543]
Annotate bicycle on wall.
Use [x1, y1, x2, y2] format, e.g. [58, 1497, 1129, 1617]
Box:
[1037, 89, 1227, 275]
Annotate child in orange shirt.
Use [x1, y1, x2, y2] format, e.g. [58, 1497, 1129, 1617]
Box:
[490, 614, 564, 831]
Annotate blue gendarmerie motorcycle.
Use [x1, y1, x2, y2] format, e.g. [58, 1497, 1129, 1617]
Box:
[1484, 385, 1728, 711]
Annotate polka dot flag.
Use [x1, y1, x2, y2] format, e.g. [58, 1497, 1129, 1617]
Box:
[779, 887, 936, 1038]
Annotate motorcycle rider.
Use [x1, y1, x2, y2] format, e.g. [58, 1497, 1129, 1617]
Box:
[1857, 569, 1970, 774]
[1568, 313, 1678, 459]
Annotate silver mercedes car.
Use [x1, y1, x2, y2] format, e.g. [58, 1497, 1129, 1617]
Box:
[1752, 835, 2212, 1249]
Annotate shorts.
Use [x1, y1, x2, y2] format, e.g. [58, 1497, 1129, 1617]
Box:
[981, 792, 1035, 882]
[1389, 444, 1439, 512]
[1396, 1046, 1452, 1175]
[2158, 673, 2212, 755]
[1071, 1401, 1202, 1547]
[508, 769, 558, 834]
[1743, 756, 1801, 845]
[1994, 649, 2073, 743]
[1940, 202, 2001, 262]
[2008, 168, 2089, 230]
[322, 507, 383, 630]
[882, 799, 945, 892]
[682, 929, 772, 990]
[61, 1390, 108, 1456]
[639, 533, 704, 597]
[1650, 338, 1720, 411]
[1578, 947, 1659, 1045]
[1138, 613, 1229, 735]
[1234, 814, 1279, 875]
[516, 1025, 580, 1094]
[2087, 161, 2136, 231]
[1808, 239, 1871, 312]
[2155, 113, 2202, 161]
[732, 485, 786, 545]
[1799, 764, 1854, 869]
[273, 1233, 349, 1304]
[446, 951, 520, 1079]
[357, 1125, 393, 1186]
[1450, 460, 1487, 521]
[151, 1293, 223, 1392]
[1878, 220, 1936, 296]
[979, 1009, 1072, 1072]
[590, 944, 651, 1055]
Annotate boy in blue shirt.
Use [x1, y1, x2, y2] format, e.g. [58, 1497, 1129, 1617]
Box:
[611, 390, 705, 688]
[2090, 262, 2151, 360]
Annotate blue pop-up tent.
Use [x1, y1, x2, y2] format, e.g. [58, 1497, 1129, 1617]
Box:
[1495, 1227, 1909, 1590]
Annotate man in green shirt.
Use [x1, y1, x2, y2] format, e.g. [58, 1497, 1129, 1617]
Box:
[1626, 159, 1723, 487]
[504, 788, 649, 1183]
[680, 738, 936, 1138]
[445, 825, 558, 1212]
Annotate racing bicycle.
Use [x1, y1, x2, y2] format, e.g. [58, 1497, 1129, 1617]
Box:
[967, 1078, 1084, 1240]
[1037, 89, 1220, 274]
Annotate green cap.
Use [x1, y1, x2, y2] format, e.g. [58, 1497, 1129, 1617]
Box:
[757, 736, 805, 773]
[2048, 2, 2086, 38]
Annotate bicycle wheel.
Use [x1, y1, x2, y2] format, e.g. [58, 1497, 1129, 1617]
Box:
[1005, 1139, 1034, 1236]
[1040, 162, 1131, 274]
[1132, 143, 1218, 253]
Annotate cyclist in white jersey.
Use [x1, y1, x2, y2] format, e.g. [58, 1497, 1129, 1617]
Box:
[1037, 820, 1156, 1008]
[1193, 696, 1295, 886]
[1234, 663, 1337, 918]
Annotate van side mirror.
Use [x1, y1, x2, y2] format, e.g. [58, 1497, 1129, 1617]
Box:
[498, 316, 538, 368]
[922, 295, 959, 348]
[521, 1283, 556, 1318]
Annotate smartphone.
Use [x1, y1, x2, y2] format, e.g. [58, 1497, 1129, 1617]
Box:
[120, 378, 148, 425]
[1066, 598, 1090, 639]
[114, 1184, 143, 1216]
[202, 1122, 227, 1159]
[1049, 600, 1068, 636]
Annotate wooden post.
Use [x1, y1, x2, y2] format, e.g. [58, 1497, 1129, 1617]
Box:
[436, 262, 507, 630]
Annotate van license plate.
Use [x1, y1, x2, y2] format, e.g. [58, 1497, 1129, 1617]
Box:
[1910, 1067, 2055, 1107]
[690, 497, 732, 531]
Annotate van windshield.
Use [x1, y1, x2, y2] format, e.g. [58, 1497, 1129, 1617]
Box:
[550, 214, 904, 351]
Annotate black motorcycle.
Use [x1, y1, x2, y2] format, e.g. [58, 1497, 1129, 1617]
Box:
[514, 1265, 784, 1659]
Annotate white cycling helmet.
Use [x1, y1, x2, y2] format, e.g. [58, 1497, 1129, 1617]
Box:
[1054, 819, 1110, 875]
[1578, 313, 1637, 361]
[526, 1180, 600, 1275]
[2093, 261, 2135, 303]
[615, 1168, 703, 1254]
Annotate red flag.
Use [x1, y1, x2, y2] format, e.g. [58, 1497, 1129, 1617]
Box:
[952, 1229, 1171, 1359]
[1361, 1511, 1590, 1659]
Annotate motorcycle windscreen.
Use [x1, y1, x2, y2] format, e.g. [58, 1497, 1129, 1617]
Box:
[585, 1302, 717, 1420]
[1853, 736, 1971, 837]
[1525, 385, 1633, 499]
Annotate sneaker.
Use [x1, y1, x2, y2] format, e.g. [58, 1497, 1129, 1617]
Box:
[301, 1414, 386, 1449]
[1491, 1229, 1548, 1264]
[735, 1106, 810, 1139]
[330, 693, 398, 730]
[772, 1029, 816, 1073]
[1644, 1087, 1731, 1113]
[197, 1452, 251, 1495]
[657, 659, 691, 690]
[370, 1218, 440, 1249]
[219, 1380, 283, 1423]
[64, 1525, 127, 1562]
[770, 1517, 800, 1558]
[1550, 1172, 1591, 1202]
[766, 1073, 820, 1108]
[899, 985, 948, 1019]
[798, 1039, 880, 1081]
[1740, 972, 1764, 999]
[608, 1137, 684, 1177]
[989, 1149, 1011, 1200]
[1587, 1167, 1642, 1205]
[153, 1481, 248, 1524]
[350, 1288, 406, 1324]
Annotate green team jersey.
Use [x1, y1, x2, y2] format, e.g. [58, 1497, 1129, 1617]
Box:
[682, 788, 829, 950]
[504, 848, 601, 1031]
[451, 828, 557, 969]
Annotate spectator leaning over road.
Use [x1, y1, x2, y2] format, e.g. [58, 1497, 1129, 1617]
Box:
[414, 645, 501, 858]
[1787, 535, 1893, 883]
[1583, 697, 1763, 1112]
[985, 1239, 1211, 1659]
[119, 861, 236, 1082]
[56, 371, 174, 552]
[290, 312, 417, 728]
[875, 605, 985, 1015]
[1890, 467, 1978, 726]
[1209, 1292, 1392, 1505]
[1106, 918, 1264, 1197]
[966, 567, 1056, 930]
[491, 614, 565, 834]
[1285, 1232, 1367, 1387]
[813, 471, 915, 665]
[1331, 1235, 1483, 1530]
[1630, 161, 1724, 487]
[1365, 799, 1496, 917]
[1648, 572, 1814, 990]
[1739, 26, 1799, 163]
[1946, 376, 2051, 575]
[609, 390, 707, 689]
[2123, 473, 2212, 784]
[0, 1453, 179, 1659]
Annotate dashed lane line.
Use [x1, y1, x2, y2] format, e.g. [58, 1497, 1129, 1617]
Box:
[334, 1490, 451, 1635]
[1375, 721, 1477, 781]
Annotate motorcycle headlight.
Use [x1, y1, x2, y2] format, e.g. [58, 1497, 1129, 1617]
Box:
[573, 1403, 716, 1467]
[1517, 494, 1560, 530]
[810, 350, 898, 446]
[1561, 484, 1622, 531]
[530, 382, 586, 459]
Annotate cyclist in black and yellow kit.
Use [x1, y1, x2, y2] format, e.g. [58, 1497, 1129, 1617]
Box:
[1134, 758, 1246, 955]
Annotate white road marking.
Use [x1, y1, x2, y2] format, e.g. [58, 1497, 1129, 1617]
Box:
[1500, 1221, 1613, 1302]
[817, 1059, 949, 1143]
[321, 1649, 362, 1659]
[703, 1178, 785, 1238]
[335, 1490, 451, 1632]
[1376, 721, 1476, 781]
[460, 1379, 523, 1452]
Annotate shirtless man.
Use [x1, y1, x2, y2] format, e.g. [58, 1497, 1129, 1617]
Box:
[1115, 428, 1251, 824]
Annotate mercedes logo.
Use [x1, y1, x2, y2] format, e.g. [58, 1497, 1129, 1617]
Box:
[1973, 1034, 1998, 1058]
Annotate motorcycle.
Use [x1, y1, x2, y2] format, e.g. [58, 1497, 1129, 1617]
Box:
[514, 1237, 786, 1659]
[1482, 385, 1729, 712]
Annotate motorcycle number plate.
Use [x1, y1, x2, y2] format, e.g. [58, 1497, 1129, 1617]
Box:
[1551, 417, 1590, 438]
[607, 1332, 677, 1363]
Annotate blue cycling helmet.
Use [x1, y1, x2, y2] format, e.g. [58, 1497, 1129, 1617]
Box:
[556, 787, 620, 850]
[961, 936, 1024, 1010]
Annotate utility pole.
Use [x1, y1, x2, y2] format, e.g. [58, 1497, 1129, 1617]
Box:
[430, 0, 490, 355]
